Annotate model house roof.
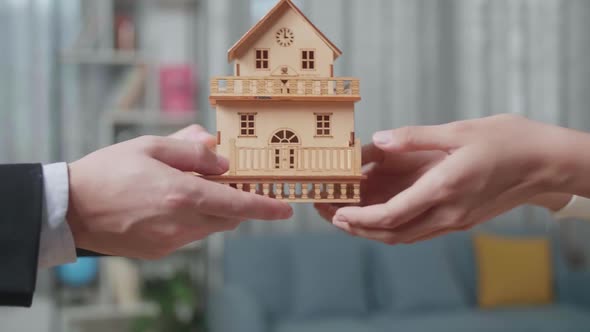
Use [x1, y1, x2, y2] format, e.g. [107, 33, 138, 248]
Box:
[227, 0, 343, 62]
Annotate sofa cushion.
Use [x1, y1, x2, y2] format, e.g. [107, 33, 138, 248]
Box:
[277, 318, 379, 332]
[375, 238, 467, 313]
[481, 305, 590, 332]
[291, 234, 369, 319]
[210, 285, 266, 332]
[224, 235, 292, 317]
[475, 234, 554, 308]
[371, 305, 590, 332]
[446, 232, 478, 306]
[373, 310, 510, 332]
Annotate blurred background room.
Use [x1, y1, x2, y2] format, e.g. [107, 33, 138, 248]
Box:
[2, 0, 590, 331]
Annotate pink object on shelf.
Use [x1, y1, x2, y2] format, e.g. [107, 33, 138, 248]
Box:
[159, 65, 197, 114]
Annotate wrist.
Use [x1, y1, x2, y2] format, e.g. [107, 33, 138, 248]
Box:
[531, 124, 580, 193]
[65, 162, 86, 246]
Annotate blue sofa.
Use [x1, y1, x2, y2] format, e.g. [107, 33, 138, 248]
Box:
[210, 231, 590, 332]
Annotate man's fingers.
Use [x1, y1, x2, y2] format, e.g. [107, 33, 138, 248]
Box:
[184, 176, 293, 220]
[372, 124, 459, 153]
[185, 216, 244, 236]
[140, 136, 228, 174]
[169, 125, 217, 149]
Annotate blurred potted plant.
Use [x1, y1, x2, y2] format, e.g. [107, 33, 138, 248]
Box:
[132, 269, 205, 332]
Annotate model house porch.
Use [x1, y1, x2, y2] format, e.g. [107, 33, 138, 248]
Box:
[207, 133, 363, 202]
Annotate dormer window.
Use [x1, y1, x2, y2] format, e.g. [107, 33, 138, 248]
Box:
[255, 49, 269, 70]
[301, 49, 315, 70]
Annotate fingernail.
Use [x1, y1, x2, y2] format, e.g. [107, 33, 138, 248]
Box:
[332, 220, 350, 232]
[195, 132, 214, 143]
[373, 131, 392, 146]
[333, 214, 348, 224]
[281, 206, 294, 219]
[285, 207, 294, 218]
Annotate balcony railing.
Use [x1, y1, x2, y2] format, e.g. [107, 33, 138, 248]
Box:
[226, 139, 362, 176]
[210, 76, 360, 99]
[211, 178, 362, 202]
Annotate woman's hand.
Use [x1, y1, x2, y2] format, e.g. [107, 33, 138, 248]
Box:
[317, 114, 572, 245]
[315, 147, 446, 222]
[67, 125, 293, 259]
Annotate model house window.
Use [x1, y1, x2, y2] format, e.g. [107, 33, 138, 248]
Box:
[315, 114, 331, 136]
[240, 113, 256, 136]
[301, 49, 315, 70]
[255, 49, 269, 70]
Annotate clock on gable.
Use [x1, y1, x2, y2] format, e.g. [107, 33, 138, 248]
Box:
[275, 27, 294, 47]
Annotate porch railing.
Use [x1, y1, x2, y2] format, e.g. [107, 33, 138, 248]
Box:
[210, 76, 360, 98]
[227, 139, 362, 176]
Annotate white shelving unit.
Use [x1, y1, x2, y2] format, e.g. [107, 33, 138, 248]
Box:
[59, 0, 206, 158]
[61, 49, 149, 65]
[99, 110, 199, 146]
[61, 302, 159, 332]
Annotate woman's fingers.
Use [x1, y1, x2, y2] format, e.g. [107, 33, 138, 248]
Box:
[333, 206, 472, 245]
[333, 170, 443, 229]
[314, 203, 339, 223]
[362, 144, 386, 165]
[332, 220, 400, 245]
[372, 124, 460, 153]
[407, 224, 471, 244]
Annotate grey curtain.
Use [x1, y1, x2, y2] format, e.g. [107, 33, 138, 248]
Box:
[0, 0, 80, 312]
[0, 1, 59, 163]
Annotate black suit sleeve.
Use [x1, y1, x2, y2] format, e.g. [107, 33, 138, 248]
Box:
[76, 249, 106, 257]
[0, 164, 43, 307]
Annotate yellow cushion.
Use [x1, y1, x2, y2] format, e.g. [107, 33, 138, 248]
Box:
[474, 234, 553, 309]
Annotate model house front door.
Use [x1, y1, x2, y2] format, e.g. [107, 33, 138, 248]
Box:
[274, 148, 295, 169]
[270, 129, 300, 170]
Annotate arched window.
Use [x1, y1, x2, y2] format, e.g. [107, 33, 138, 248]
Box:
[271, 129, 299, 144]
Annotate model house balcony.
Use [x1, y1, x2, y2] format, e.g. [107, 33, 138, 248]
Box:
[209, 76, 360, 104]
[226, 138, 362, 176]
[204, 138, 364, 202]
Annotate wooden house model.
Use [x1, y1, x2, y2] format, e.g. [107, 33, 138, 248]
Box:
[206, 0, 363, 202]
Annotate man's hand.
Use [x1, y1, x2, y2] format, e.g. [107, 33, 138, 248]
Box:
[317, 114, 568, 245]
[66, 125, 293, 259]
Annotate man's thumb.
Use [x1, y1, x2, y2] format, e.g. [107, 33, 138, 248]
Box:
[169, 124, 217, 149]
[141, 136, 228, 174]
[372, 125, 458, 152]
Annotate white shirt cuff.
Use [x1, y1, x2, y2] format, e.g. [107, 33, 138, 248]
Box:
[553, 195, 590, 220]
[39, 163, 77, 268]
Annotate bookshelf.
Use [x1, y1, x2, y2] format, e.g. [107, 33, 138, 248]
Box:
[59, 0, 204, 156]
[58, 1, 208, 331]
